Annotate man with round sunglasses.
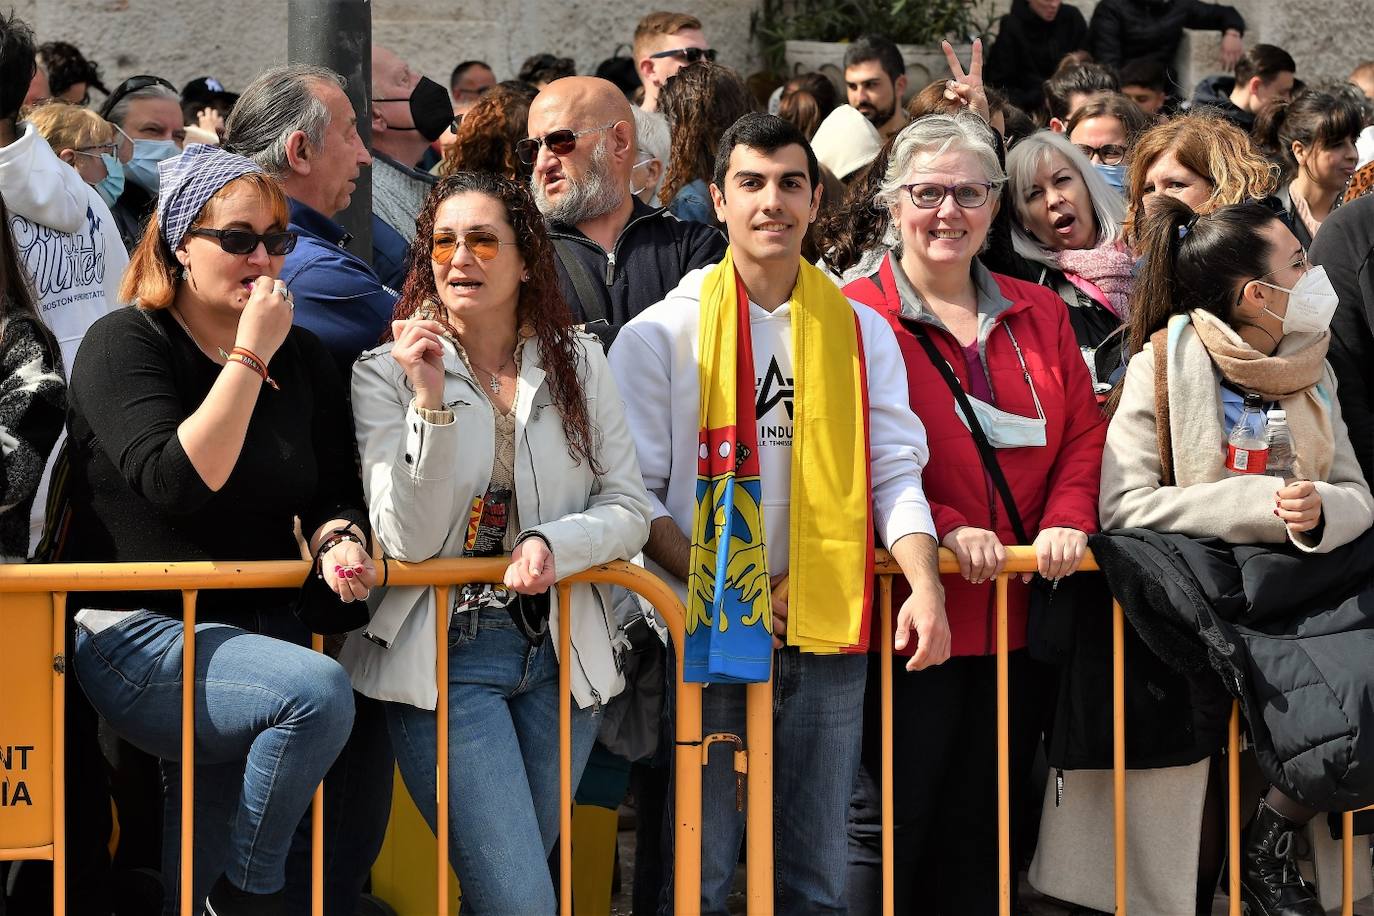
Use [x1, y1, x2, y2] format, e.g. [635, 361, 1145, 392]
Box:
[632, 10, 714, 113]
[527, 76, 725, 348]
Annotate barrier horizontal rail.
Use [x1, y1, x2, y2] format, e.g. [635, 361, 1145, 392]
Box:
[2, 551, 1367, 915]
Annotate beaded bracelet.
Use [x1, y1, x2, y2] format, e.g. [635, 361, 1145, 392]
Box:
[226, 346, 280, 390]
[314, 529, 366, 579]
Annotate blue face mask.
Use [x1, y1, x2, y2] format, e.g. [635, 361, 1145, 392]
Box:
[1094, 162, 1128, 197]
[96, 154, 125, 207]
[125, 138, 181, 193]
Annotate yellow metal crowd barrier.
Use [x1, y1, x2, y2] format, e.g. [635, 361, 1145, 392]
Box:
[1, 551, 1370, 916]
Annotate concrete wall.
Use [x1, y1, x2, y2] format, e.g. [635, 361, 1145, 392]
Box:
[11, 0, 1371, 102]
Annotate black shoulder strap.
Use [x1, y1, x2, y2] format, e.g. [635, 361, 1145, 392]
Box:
[912, 326, 1030, 544]
[551, 237, 609, 328]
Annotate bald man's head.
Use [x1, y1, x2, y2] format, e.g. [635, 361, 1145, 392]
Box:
[527, 77, 636, 226]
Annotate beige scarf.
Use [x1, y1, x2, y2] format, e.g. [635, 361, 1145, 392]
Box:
[1188, 309, 1334, 480]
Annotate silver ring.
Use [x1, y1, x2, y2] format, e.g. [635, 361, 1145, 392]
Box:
[273, 281, 289, 297]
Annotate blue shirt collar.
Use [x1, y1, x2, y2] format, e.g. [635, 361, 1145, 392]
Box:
[288, 197, 351, 248]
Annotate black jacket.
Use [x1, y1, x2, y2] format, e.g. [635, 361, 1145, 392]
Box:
[1089, 527, 1374, 811]
[984, 0, 1089, 113]
[1089, 0, 1245, 82]
[547, 199, 726, 349]
[111, 183, 155, 253]
[1189, 74, 1253, 130]
[1311, 194, 1374, 484]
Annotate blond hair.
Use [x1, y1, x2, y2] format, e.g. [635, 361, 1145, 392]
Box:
[25, 100, 113, 156]
[633, 11, 703, 62]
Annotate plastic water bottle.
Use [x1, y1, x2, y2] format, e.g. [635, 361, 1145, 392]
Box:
[1225, 394, 1269, 474]
[1265, 409, 1295, 480]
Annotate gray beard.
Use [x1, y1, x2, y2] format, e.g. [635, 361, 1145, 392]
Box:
[533, 139, 625, 225]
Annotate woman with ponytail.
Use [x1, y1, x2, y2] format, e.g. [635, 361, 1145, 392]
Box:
[1090, 197, 1373, 914]
[1253, 88, 1363, 249]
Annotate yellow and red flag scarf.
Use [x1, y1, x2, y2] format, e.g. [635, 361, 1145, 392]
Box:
[685, 249, 874, 683]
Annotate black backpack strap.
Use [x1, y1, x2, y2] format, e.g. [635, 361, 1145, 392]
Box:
[912, 326, 1030, 544]
[551, 237, 609, 329]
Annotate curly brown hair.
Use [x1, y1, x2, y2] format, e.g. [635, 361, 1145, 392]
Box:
[440, 81, 538, 181]
[392, 172, 602, 475]
[659, 62, 757, 208]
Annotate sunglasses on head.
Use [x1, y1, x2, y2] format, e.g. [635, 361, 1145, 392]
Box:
[648, 47, 717, 64]
[99, 74, 178, 119]
[431, 229, 514, 263]
[516, 122, 618, 166]
[186, 227, 298, 256]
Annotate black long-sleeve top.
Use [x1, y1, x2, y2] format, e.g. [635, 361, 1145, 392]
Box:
[984, 0, 1089, 113]
[63, 305, 367, 625]
[1088, 0, 1245, 76]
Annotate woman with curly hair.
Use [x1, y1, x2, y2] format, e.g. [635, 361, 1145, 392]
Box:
[341, 171, 653, 914]
[1123, 111, 1278, 246]
[439, 81, 538, 181]
[659, 61, 756, 226]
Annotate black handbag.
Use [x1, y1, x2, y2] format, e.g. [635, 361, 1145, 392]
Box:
[911, 327, 1074, 664]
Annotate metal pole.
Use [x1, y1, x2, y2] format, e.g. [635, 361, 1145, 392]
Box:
[286, 0, 373, 258]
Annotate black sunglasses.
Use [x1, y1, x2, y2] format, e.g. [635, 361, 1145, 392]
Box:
[186, 227, 298, 256]
[648, 47, 717, 64]
[99, 74, 178, 119]
[516, 122, 617, 166]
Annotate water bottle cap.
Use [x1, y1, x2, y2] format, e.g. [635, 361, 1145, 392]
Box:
[1243, 393, 1264, 409]
[1267, 409, 1287, 421]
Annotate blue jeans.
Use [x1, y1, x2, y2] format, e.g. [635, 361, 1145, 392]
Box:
[385, 608, 602, 915]
[72, 612, 355, 914]
[662, 648, 868, 915]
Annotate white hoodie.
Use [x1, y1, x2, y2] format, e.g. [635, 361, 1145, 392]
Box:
[607, 265, 937, 596]
[0, 123, 128, 553]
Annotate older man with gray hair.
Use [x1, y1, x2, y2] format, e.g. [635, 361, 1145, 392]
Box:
[223, 64, 395, 377]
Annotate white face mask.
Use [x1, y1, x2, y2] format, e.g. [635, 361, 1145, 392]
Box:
[1255, 265, 1340, 336]
[953, 325, 1048, 449]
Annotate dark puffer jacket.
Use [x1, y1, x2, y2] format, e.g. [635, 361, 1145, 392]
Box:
[1089, 0, 1245, 83]
[1090, 526, 1374, 811]
[984, 0, 1089, 113]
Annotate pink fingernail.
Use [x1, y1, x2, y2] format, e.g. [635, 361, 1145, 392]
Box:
[333, 565, 344, 575]
[343, 568, 355, 579]
[1273, 509, 1280, 516]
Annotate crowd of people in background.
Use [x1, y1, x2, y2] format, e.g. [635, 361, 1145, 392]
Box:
[4, 3, 1374, 916]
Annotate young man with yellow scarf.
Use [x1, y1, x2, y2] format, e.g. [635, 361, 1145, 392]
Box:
[609, 112, 949, 913]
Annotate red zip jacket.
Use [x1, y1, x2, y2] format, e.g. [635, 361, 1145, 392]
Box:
[846, 256, 1107, 656]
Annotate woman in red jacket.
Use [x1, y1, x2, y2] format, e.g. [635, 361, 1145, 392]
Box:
[839, 111, 1107, 914]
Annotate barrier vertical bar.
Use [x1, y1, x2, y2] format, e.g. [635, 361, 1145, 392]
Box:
[1342, 810, 1354, 916]
[1228, 701, 1241, 916]
[180, 590, 198, 916]
[311, 632, 325, 916]
[558, 585, 573, 916]
[674, 681, 703, 916]
[51, 592, 66, 916]
[1112, 600, 1127, 915]
[879, 577, 894, 916]
[995, 575, 1011, 916]
[435, 585, 451, 914]
[746, 678, 774, 916]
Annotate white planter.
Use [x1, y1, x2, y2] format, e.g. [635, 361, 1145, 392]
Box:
[783, 39, 973, 92]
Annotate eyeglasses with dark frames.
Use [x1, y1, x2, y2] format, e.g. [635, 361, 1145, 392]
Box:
[1074, 143, 1128, 166]
[186, 227, 299, 256]
[902, 182, 995, 209]
[516, 122, 618, 166]
[431, 229, 516, 263]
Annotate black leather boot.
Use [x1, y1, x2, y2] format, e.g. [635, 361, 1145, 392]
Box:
[1239, 799, 1323, 916]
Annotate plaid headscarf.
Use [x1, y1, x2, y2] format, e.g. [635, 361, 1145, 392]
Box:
[156, 143, 263, 249]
